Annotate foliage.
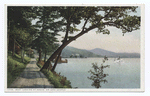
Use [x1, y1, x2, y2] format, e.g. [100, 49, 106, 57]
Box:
[10, 27, 33, 47]
[88, 56, 110, 88]
[8, 6, 35, 39]
[7, 53, 31, 87]
[7, 6, 33, 30]
[8, 6, 37, 61]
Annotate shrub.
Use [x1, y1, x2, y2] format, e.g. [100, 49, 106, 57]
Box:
[88, 56, 110, 88]
[38, 61, 72, 88]
[7, 53, 31, 87]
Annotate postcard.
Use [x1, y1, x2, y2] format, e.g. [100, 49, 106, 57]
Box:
[5, 4, 145, 92]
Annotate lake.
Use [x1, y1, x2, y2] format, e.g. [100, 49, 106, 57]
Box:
[54, 58, 140, 88]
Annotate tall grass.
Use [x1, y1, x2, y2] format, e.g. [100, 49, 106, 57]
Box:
[7, 53, 31, 87]
[37, 63, 72, 88]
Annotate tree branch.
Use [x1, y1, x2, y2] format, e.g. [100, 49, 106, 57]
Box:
[81, 8, 112, 33]
[70, 24, 97, 41]
[104, 22, 131, 32]
[63, 20, 70, 42]
[82, 17, 90, 31]
[97, 8, 112, 23]
[63, 7, 79, 43]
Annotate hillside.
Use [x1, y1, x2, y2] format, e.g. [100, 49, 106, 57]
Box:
[89, 48, 116, 56]
[89, 48, 140, 58]
[61, 46, 101, 58]
[61, 46, 140, 58]
[7, 53, 31, 87]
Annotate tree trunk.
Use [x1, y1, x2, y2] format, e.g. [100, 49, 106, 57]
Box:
[12, 38, 15, 56]
[8, 21, 11, 52]
[22, 47, 25, 62]
[29, 53, 30, 58]
[44, 51, 47, 63]
[38, 49, 42, 62]
[50, 18, 70, 71]
[7, 33, 9, 51]
[40, 41, 69, 71]
[51, 51, 62, 72]
[21, 47, 23, 62]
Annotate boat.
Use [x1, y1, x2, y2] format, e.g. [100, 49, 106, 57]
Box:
[114, 56, 124, 63]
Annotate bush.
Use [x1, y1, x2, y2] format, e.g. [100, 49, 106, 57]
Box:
[88, 56, 110, 88]
[38, 62, 72, 88]
[7, 53, 31, 87]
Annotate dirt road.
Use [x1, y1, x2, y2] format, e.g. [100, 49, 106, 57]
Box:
[9, 58, 54, 88]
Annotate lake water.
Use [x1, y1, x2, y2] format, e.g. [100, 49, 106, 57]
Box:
[54, 58, 140, 88]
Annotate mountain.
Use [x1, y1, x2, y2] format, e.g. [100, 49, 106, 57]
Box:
[89, 48, 140, 58]
[88, 48, 116, 57]
[61, 46, 140, 58]
[61, 46, 101, 58]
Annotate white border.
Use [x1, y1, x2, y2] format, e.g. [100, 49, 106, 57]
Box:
[4, 4, 145, 92]
[6, 4, 142, 6]
[140, 4, 145, 92]
[4, 4, 7, 92]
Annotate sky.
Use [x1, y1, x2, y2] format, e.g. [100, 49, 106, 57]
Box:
[31, 6, 141, 53]
[57, 6, 141, 53]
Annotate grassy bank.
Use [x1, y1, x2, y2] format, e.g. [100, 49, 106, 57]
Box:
[7, 53, 31, 87]
[37, 61, 72, 88]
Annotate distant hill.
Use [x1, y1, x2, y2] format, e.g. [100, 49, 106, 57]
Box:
[61, 46, 140, 58]
[89, 48, 140, 58]
[61, 46, 101, 58]
[89, 48, 116, 57]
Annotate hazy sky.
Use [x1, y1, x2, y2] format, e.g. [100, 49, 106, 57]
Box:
[57, 7, 141, 53]
[58, 27, 140, 53]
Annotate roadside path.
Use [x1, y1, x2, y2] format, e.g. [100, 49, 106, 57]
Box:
[10, 58, 54, 88]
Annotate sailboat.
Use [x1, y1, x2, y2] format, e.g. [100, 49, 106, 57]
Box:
[114, 56, 124, 63]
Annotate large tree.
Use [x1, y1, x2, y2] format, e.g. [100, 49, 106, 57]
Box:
[31, 7, 61, 62]
[41, 6, 140, 71]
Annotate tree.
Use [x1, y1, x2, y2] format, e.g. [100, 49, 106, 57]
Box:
[88, 57, 110, 88]
[8, 6, 36, 57]
[31, 7, 61, 63]
[51, 7, 82, 71]
[12, 27, 33, 62]
[41, 6, 140, 71]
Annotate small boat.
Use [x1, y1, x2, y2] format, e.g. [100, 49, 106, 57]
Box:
[114, 59, 124, 63]
[114, 56, 124, 63]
